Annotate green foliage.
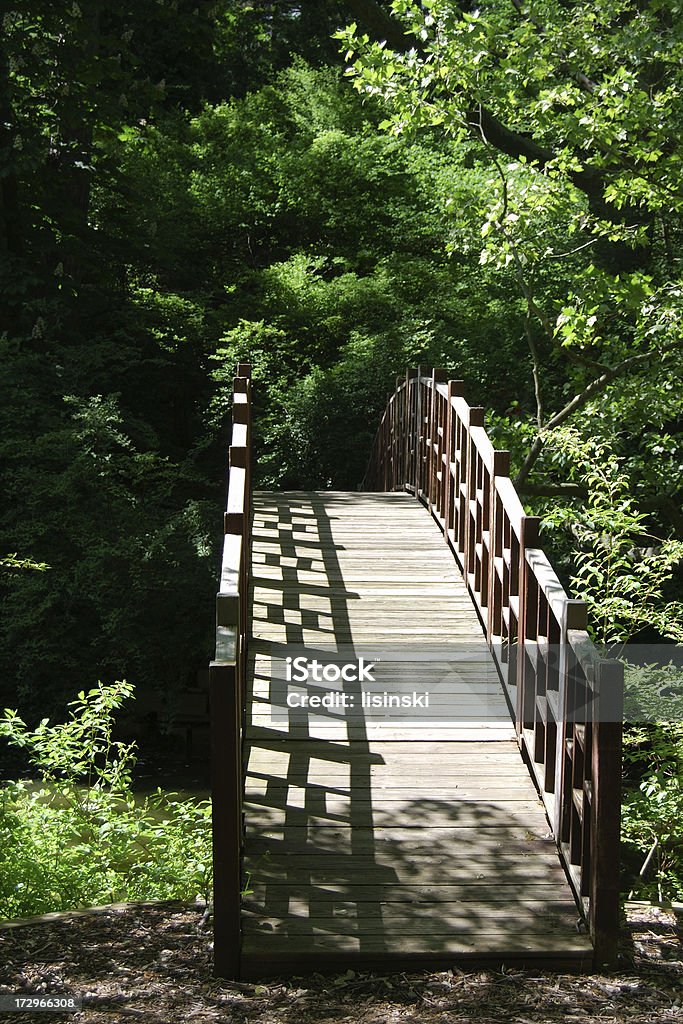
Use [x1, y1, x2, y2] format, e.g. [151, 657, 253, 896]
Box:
[212, 2, 354, 98]
[340, 1, 683, 218]
[621, 665, 683, 904]
[535, 423, 683, 901]
[622, 719, 683, 901]
[540, 427, 683, 645]
[0, 682, 212, 918]
[339, 1, 683, 546]
[624, 663, 683, 726]
[1, 555, 50, 573]
[0, 386, 216, 717]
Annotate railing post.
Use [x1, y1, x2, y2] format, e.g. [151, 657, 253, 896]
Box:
[444, 381, 464, 555]
[385, 394, 391, 491]
[443, 382, 453, 541]
[240, 368, 252, 597]
[462, 404, 484, 584]
[590, 658, 623, 968]
[486, 450, 510, 641]
[515, 516, 540, 739]
[415, 366, 426, 496]
[405, 368, 418, 491]
[210, 657, 243, 979]
[392, 375, 402, 490]
[427, 369, 447, 512]
[553, 600, 587, 840]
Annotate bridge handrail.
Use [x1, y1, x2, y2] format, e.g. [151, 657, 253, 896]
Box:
[210, 361, 252, 978]
[363, 367, 623, 968]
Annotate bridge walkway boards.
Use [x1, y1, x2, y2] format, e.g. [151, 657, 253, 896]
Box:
[240, 492, 592, 975]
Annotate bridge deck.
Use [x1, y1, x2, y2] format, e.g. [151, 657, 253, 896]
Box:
[241, 492, 592, 974]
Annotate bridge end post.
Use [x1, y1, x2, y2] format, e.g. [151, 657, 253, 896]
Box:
[590, 658, 624, 969]
[210, 657, 243, 979]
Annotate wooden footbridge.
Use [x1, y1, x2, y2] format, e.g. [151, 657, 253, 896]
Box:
[209, 366, 623, 979]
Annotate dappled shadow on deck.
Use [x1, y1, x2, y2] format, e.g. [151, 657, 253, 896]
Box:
[241, 493, 591, 973]
[246, 493, 386, 958]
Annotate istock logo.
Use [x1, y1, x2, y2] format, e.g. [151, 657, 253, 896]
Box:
[285, 656, 376, 683]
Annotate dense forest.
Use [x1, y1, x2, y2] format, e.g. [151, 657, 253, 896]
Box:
[1, 1, 683, 898]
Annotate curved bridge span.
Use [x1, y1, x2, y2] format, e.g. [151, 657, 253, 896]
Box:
[210, 367, 622, 978]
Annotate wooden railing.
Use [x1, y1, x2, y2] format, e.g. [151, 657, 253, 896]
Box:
[210, 362, 252, 978]
[363, 367, 623, 968]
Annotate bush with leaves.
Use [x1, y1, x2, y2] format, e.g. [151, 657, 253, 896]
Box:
[0, 388, 216, 719]
[621, 716, 683, 902]
[0, 682, 212, 919]
[540, 426, 683, 646]
[537, 426, 683, 899]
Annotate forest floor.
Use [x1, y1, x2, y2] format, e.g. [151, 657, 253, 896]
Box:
[0, 901, 680, 1024]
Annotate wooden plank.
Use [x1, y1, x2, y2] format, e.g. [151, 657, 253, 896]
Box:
[245, 826, 554, 844]
[242, 806, 548, 831]
[244, 807, 550, 829]
[248, 723, 513, 732]
[241, 932, 591, 954]
[243, 901, 580, 922]
[248, 630, 493, 638]
[251, 535, 459, 543]
[250, 687, 509, 699]
[238, 953, 593, 977]
[245, 728, 517, 742]
[245, 767, 534, 779]
[243, 898, 580, 924]
[246, 882, 577, 903]
[246, 738, 526, 752]
[244, 769, 542, 782]
[242, 778, 540, 794]
[244, 782, 533, 797]
[244, 841, 561, 862]
[251, 588, 485, 597]
[249, 701, 511, 714]
[244, 738, 522, 757]
[249, 598, 481, 614]
[248, 712, 512, 724]
[246, 762, 524, 776]
[245, 725, 517, 740]
[246, 742, 521, 755]
[244, 847, 567, 869]
[243, 864, 573, 885]
[243, 909, 582, 928]
[242, 915, 582, 937]
[245, 737, 518, 751]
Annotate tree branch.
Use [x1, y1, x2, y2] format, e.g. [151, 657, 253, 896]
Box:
[466, 107, 608, 214]
[523, 320, 544, 429]
[344, 1, 623, 221]
[514, 347, 678, 488]
[518, 482, 588, 498]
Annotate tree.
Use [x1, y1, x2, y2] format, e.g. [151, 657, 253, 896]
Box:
[337, 1, 683, 510]
[0, 0, 226, 328]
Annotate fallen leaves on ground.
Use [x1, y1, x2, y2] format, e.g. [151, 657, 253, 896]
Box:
[0, 903, 680, 1024]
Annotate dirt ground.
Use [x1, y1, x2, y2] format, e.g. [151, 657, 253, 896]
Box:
[0, 901, 681, 1023]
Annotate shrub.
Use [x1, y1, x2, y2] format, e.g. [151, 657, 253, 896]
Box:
[0, 681, 212, 919]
